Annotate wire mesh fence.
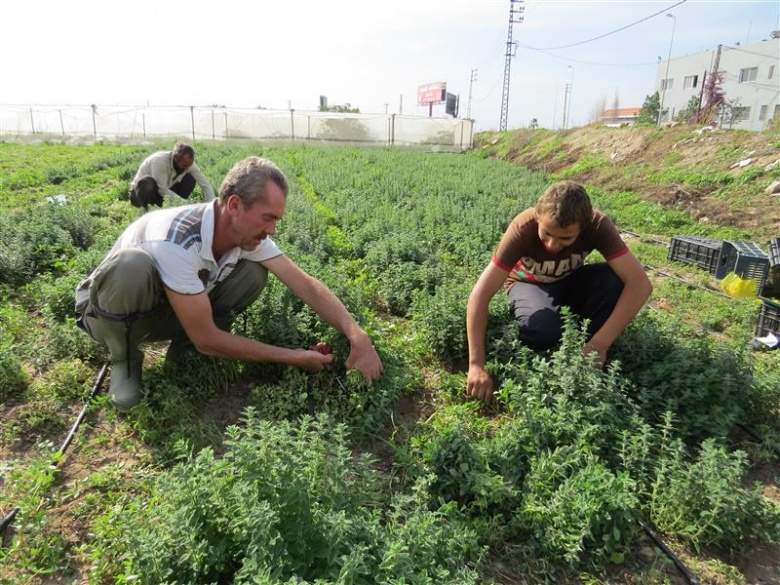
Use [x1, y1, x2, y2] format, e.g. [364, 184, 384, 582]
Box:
[0, 104, 474, 150]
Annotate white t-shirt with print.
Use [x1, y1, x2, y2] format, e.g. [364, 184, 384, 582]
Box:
[91, 201, 283, 295]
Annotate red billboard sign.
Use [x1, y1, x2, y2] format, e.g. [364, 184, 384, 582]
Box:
[417, 82, 447, 105]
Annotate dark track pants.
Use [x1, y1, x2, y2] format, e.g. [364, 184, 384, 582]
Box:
[130, 174, 196, 208]
[507, 263, 623, 351]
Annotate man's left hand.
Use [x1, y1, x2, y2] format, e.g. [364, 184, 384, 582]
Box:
[346, 334, 384, 382]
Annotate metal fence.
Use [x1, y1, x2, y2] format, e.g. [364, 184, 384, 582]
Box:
[0, 104, 474, 150]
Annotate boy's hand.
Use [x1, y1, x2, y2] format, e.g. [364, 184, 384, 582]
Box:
[467, 364, 493, 401]
[582, 339, 609, 368]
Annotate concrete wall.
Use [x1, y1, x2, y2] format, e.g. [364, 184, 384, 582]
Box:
[656, 37, 779, 131]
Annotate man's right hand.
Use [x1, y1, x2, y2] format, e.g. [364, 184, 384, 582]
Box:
[295, 349, 335, 372]
[466, 364, 493, 401]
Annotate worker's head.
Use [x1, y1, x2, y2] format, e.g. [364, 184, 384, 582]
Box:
[219, 157, 289, 250]
[172, 143, 195, 173]
[534, 180, 592, 253]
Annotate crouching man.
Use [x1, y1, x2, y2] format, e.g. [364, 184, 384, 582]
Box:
[76, 156, 383, 410]
[129, 143, 215, 210]
[466, 180, 652, 401]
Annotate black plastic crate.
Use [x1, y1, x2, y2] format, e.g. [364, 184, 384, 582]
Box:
[769, 238, 780, 268]
[715, 240, 769, 290]
[667, 236, 722, 274]
[755, 297, 780, 337]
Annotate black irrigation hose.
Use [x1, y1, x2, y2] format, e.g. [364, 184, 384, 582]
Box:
[0, 362, 109, 547]
[639, 520, 701, 585]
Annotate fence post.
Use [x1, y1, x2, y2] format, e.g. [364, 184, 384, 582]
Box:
[290, 109, 295, 140]
[224, 111, 229, 139]
[91, 104, 97, 138]
[459, 121, 464, 150]
[211, 110, 215, 139]
[307, 115, 311, 140]
[190, 105, 195, 141]
[391, 114, 396, 146]
[58, 109, 65, 136]
[142, 112, 146, 138]
[29, 107, 35, 134]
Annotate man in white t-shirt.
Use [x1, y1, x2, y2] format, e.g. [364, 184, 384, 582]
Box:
[76, 156, 383, 410]
[129, 143, 215, 210]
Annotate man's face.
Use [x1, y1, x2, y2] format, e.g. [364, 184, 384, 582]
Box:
[536, 213, 581, 254]
[174, 154, 194, 174]
[228, 182, 286, 251]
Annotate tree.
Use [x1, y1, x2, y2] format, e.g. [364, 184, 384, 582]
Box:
[320, 103, 360, 113]
[529, 118, 539, 129]
[719, 97, 743, 129]
[637, 92, 660, 125]
[675, 96, 701, 123]
[694, 71, 725, 125]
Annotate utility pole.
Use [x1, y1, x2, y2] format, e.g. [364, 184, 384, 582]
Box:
[467, 68, 478, 119]
[561, 83, 571, 129]
[499, 0, 525, 131]
[399, 94, 403, 114]
[657, 13, 677, 125]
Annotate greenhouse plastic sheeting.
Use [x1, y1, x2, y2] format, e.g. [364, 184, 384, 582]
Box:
[0, 105, 474, 150]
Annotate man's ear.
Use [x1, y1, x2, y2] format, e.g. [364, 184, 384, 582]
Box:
[225, 194, 241, 211]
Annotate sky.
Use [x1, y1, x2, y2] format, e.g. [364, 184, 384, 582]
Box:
[1, 0, 778, 131]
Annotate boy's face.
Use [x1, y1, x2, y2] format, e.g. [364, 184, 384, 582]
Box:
[536, 213, 581, 253]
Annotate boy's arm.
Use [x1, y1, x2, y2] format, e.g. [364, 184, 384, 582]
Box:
[586, 250, 652, 364]
[466, 261, 509, 401]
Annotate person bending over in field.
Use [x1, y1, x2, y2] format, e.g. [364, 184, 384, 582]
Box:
[129, 143, 215, 210]
[75, 156, 383, 410]
[466, 180, 652, 401]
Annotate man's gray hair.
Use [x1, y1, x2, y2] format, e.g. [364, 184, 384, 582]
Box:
[173, 143, 195, 159]
[218, 156, 289, 206]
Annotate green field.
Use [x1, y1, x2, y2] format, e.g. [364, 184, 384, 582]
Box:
[1, 141, 778, 584]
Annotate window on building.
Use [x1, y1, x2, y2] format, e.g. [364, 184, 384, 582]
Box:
[732, 106, 751, 122]
[738, 67, 758, 83]
[660, 78, 674, 90]
[683, 75, 698, 89]
[769, 65, 775, 80]
[759, 105, 769, 121]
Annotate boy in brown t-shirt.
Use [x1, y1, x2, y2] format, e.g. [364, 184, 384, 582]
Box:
[466, 180, 652, 401]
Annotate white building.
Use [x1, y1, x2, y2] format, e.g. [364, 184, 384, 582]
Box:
[655, 34, 779, 130]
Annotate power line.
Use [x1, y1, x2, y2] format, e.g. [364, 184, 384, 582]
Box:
[517, 44, 658, 68]
[522, 0, 687, 51]
[723, 45, 779, 59]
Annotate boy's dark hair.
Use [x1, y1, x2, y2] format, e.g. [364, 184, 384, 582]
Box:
[535, 180, 593, 228]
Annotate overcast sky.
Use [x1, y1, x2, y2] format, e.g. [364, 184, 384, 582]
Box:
[1, 0, 777, 130]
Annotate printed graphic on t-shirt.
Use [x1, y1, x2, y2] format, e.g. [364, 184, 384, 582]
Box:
[513, 253, 585, 283]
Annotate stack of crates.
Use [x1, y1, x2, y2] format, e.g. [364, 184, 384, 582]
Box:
[757, 238, 780, 338]
[667, 236, 722, 274]
[668, 236, 770, 290]
[756, 297, 780, 337]
[715, 240, 770, 291]
[770, 238, 780, 268]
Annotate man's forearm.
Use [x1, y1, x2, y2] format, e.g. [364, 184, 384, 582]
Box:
[296, 275, 366, 342]
[196, 327, 304, 365]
